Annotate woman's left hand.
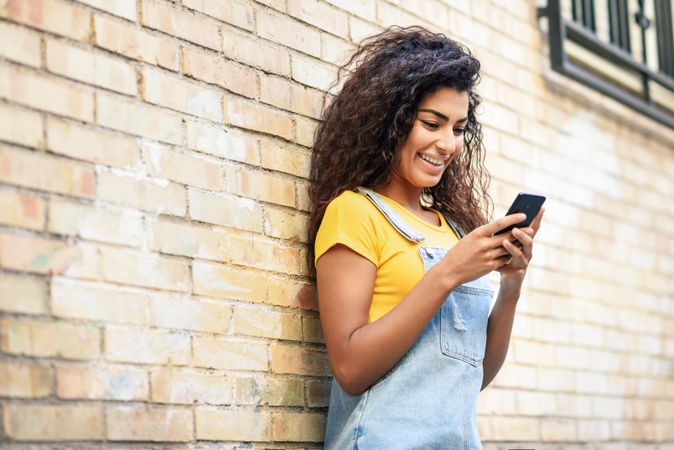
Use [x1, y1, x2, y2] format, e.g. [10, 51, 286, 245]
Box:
[496, 208, 545, 292]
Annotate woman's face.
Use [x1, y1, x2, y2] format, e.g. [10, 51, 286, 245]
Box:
[392, 87, 470, 190]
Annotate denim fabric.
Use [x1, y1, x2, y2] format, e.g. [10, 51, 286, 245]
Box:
[324, 189, 493, 450]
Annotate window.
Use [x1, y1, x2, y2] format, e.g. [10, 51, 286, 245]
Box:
[538, 0, 674, 128]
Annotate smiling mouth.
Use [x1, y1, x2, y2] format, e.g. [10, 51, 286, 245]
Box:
[417, 153, 444, 166]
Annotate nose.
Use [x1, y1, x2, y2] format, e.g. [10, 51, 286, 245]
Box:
[435, 132, 456, 156]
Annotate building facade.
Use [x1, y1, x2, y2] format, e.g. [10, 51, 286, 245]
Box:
[0, 0, 672, 448]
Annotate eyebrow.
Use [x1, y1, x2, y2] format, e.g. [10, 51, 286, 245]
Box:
[418, 109, 468, 123]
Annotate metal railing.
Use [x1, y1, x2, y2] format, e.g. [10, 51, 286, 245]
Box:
[538, 0, 674, 129]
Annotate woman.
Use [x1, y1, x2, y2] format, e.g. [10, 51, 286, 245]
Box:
[308, 26, 544, 448]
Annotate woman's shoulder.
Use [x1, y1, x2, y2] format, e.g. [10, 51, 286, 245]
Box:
[326, 189, 376, 214]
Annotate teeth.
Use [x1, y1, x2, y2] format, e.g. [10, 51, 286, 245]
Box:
[418, 153, 443, 165]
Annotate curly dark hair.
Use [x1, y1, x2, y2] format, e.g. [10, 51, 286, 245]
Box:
[308, 25, 492, 268]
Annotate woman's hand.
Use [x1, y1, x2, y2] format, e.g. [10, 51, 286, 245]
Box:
[496, 207, 545, 293]
[435, 212, 528, 289]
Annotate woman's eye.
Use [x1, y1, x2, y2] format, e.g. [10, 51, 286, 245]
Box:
[454, 128, 465, 135]
[421, 121, 439, 129]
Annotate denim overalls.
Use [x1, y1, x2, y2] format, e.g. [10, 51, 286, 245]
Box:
[323, 188, 494, 450]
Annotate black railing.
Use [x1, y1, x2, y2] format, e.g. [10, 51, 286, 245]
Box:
[539, 0, 674, 129]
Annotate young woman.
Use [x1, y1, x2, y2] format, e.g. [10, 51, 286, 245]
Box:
[308, 26, 544, 448]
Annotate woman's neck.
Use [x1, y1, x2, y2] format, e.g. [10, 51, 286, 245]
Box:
[375, 174, 425, 214]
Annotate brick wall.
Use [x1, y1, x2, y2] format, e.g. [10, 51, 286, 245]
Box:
[0, 0, 672, 448]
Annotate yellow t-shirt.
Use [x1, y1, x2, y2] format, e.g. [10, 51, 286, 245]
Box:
[314, 190, 459, 323]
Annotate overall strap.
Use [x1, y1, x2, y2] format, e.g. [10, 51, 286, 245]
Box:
[442, 214, 466, 239]
[356, 187, 426, 244]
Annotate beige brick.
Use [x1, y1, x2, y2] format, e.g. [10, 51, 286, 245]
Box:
[270, 343, 330, 376]
[141, 140, 224, 190]
[513, 339, 557, 366]
[0, 0, 91, 41]
[0, 145, 95, 198]
[288, 0, 348, 37]
[48, 200, 143, 246]
[222, 26, 290, 76]
[106, 405, 193, 441]
[321, 32, 354, 66]
[349, 15, 382, 42]
[149, 295, 231, 333]
[295, 115, 318, 147]
[0, 102, 43, 148]
[292, 53, 337, 91]
[0, 189, 45, 231]
[78, 0, 136, 20]
[99, 246, 190, 291]
[256, 0, 286, 11]
[3, 404, 103, 440]
[306, 378, 330, 407]
[46, 38, 137, 95]
[97, 170, 186, 216]
[266, 278, 317, 310]
[224, 97, 293, 140]
[0, 360, 51, 397]
[56, 365, 148, 400]
[477, 387, 518, 414]
[0, 272, 47, 314]
[196, 409, 271, 441]
[51, 278, 150, 325]
[97, 92, 183, 145]
[256, 8, 321, 57]
[142, 0, 220, 50]
[151, 369, 232, 405]
[577, 419, 611, 441]
[264, 207, 308, 242]
[226, 166, 295, 208]
[232, 306, 303, 341]
[537, 367, 576, 392]
[46, 118, 140, 168]
[302, 315, 324, 344]
[193, 337, 268, 371]
[227, 231, 303, 274]
[149, 219, 230, 262]
[94, 14, 179, 70]
[488, 416, 541, 441]
[105, 326, 190, 365]
[192, 261, 267, 302]
[259, 75, 323, 119]
[540, 418, 578, 441]
[375, 1, 420, 28]
[326, 0, 375, 20]
[516, 390, 557, 416]
[182, 47, 257, 98]
[186, 120, 259, 164]
[272, 412, 325, 442]
[0, 232, 80, 275]
[189, 189, 263, 232]
[1, 318, 100, 360]
[235, 376, 304, 407]
[184, 0, 254, 30]
[0, 63, 94, 122]
[0, 22, 40, 67]
[592, 396, 627, 419]
[142, 67, 222, 121]
[296, 180, 311, 212]
[60, 241, 101, 281]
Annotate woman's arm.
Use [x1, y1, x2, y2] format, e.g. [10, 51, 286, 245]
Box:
[481, 208, 545, 390]
[317, 213, 528, 395]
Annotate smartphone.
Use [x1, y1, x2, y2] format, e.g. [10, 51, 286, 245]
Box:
[494, 192, 546, 235]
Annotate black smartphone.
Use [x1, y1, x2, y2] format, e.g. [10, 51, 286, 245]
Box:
[494, 192, 546, 235]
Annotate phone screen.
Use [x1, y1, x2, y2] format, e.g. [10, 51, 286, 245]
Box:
[494, 192, 546, 235]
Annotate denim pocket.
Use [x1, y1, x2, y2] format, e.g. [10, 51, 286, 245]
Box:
[440, 283, 492, 367]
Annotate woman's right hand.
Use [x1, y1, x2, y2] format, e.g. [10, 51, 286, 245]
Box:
[434, 213, 527, 288]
